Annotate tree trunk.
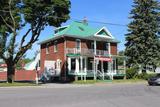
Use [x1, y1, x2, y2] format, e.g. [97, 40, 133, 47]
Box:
[7, 62, 15, 83]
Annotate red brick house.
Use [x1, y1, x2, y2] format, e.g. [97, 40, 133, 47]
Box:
[39, 21, 125, 81]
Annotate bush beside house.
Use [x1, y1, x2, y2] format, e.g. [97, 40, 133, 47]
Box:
[126, 66, 156, 80]
[126, 67, 138, 79]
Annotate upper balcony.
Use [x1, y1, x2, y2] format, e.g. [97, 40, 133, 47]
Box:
[66, 48, 109, 56]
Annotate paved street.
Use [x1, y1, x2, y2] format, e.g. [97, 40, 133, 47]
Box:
[0, 83, 160, 107]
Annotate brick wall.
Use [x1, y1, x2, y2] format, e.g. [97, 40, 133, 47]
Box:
[40, 38, 65, 75]
[0, 70, 36, 81]
[110, 43, 117, 55]
[40, 36, 118, 78]
[0, 72, 7, 81]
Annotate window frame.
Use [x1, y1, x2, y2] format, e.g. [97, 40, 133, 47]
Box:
[46, 44, 50, 54]
[91, 42, 94, 49]
[76, 39, 81, 50]
[54, 41, 58, 53]
[105, 43, 109, 52]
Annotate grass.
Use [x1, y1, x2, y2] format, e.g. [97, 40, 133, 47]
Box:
[112, 79, 146, 83]
[0, 82, 39, 87]
[72, 79, 146, 84]
[72, 80, 98, 84]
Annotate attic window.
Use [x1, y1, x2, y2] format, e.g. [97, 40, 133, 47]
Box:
[78, 26, 84, 31]
[55, 30, 58, 34]
[55, 26, 68, 34]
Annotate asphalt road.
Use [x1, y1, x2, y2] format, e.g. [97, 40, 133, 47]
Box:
[0, 83, 160, 107]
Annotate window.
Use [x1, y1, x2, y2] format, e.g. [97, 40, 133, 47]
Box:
[46, 44, 49, 54]
[56, 59, 61, 70]
[105, 43, 109, 51]
[71, 58, 76, 70]
[54, 41, 58, 52]
[79, 58, 85, 71]
[103, 62, 108, 73]
[88, 57, 93, 70]
[76, 39, 81, 50]
[91, 42, 94, 49]
[113, 60, 116, 71]
[38, 60, 40, 67]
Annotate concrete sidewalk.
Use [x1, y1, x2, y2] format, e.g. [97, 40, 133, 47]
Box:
[40, 83, 93, 88]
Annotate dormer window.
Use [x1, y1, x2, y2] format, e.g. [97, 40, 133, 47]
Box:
[78, 26, 84, 31]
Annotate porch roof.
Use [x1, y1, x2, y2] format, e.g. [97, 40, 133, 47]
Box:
[111, 55, 127, 60]
[66, 53, 81, 57]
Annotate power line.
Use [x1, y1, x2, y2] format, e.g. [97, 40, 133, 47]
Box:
[0, 10, 127, 27]
[72, 18, 127, 27]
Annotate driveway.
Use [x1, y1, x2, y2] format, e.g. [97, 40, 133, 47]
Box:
[0, 83, 159, 107]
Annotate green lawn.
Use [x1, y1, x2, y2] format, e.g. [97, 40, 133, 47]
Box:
[72, 79, 146, 84]
[112, 79, 146, 83]
[0, 82, 39, 87]
[72, 80, 98, 84]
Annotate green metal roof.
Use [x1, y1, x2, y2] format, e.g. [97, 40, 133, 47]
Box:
[55, 21, 99, 37]
[39, 21, 120, 44]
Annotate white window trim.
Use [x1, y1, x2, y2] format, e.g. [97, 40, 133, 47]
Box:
[46, 44, 49, 54]
[54, 41, 58, 53]
[56, 59, 61, 70]
[94, 27, 114, 39]
[108, 43, 111, 55]
[76, 39, 81, 52]
[105, 42, 109, 51]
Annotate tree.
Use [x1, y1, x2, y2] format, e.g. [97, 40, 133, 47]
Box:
[0, 0, 70, 83]
[117, 50, 125, 65]
[125, 0, 160, 72]
[16, 58, 33, 70]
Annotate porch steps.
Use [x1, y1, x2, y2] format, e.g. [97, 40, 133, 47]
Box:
[97, 70, 110, 80]
[77, 70, 110, 80]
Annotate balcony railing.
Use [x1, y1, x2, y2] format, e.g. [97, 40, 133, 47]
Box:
[66, 48, 109, 56]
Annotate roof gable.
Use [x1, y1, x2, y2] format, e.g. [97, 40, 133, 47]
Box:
[97, 29, 109, 36]
[94, 27, 114, 39]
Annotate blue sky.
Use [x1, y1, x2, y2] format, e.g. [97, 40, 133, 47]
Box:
[26, 0, 134, 58]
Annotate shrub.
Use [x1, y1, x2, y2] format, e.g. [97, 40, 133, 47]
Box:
[126, 67, 138, 79]
[137, 73, 156, 80]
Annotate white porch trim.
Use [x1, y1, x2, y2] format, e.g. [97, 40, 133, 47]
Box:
[94, 40, 97, 55]
[108, 42, 111, 56]
[67, 57, 71, 71]
[80, 56, 83, 80]
[75, 58, 79, 73]
[94, 27, 114, 39]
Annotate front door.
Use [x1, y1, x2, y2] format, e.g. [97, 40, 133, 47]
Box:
[103, 61, 108, 73]
[71, 58, 76, 71]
